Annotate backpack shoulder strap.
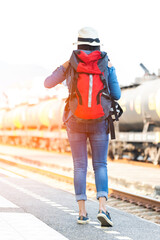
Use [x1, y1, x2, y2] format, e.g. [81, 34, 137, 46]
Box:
[67, 64, 83, 105]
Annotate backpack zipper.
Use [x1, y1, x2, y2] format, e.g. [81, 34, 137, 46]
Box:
[88, 74, 93, 108]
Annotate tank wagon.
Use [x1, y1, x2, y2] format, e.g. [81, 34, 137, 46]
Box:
[109, 65, 160, 164]
[0, 98, 67, 151]
[0, 65, 159, 164]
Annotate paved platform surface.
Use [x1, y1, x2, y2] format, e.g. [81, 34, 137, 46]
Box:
[0, 145, 159, 194]
[0, 168, 159, 240]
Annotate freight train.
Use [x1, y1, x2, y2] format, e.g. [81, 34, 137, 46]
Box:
[0, 65, 160, 164]
[113, 64, 160, 165]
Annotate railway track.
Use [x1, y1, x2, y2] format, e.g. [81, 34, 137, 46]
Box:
[0, 143, 160, 168]
[0, 153, 159, 225]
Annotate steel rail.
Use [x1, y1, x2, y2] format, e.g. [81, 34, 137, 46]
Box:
[0, 155, 160, 212]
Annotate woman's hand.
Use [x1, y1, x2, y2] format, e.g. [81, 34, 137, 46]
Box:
[62, 61, 70, 69]
[108, 61, 112, 68]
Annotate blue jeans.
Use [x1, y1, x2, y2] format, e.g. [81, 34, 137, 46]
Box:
[66, 116, 109, 201]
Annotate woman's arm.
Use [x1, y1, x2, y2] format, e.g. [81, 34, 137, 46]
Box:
[108, 63, 121, 100]
[44, 61, 69, 88]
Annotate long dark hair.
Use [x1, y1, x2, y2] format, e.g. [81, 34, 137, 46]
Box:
[78, 44, 100, 51]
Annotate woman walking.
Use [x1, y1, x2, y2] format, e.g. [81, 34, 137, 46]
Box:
[44, 27, 121, 226]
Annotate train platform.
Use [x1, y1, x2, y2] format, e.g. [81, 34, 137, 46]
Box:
[0, 145, 159, 196]
[0, 170, 160, 240]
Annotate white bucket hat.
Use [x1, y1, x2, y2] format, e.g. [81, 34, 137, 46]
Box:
[73, 27, 101, 46]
